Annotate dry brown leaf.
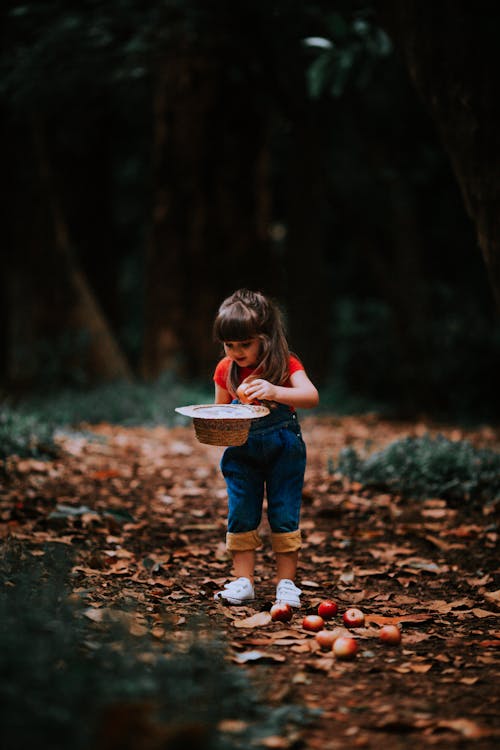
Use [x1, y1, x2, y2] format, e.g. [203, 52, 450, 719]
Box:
[232, 611, 272, 629]
[408, 662, 433, 673]
[232, 650, 286, 664]
[472, 608, 499, 619]
[259, 736, 291, 749]
[436, 718, 490, 739]
[484, 589, 500, 604]
[365, 613, 432, 626]
[217, 719, 248, 734]
[424, 534, 465, 551]
[307, 656, 335, 672]
[83, 607, 105, 622]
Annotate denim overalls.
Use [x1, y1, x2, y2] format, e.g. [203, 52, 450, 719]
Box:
[220, 402, 306, 553]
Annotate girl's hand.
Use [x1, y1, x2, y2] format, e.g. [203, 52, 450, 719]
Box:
[242, 378, 277, 402]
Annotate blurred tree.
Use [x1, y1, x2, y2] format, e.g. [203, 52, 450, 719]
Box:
[142, 5, 276, 379]
[375, 0, 500, 313]
[141, 1, 337, 382]
[1, 0, 152, 385]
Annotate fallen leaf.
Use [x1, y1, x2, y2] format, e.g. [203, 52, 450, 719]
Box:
[233, 612, 272, 629]
[217, 720, 248, 734]
[338, 569, 355, 585]
[365, 613, 432, 626]
[408, 662, 433, 673]
[233, 650, 285, 664]
[472, 608, 499, 619]
[83, 607, 105, 622]
[436, 719, 490, 739]
[398, 558, 448, 574]
[484, 589, 500, 604]
[259, 736, 291, 748]
[424, 534, 465, 551]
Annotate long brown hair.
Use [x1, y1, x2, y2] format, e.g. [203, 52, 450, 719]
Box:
[213, 289, 291, 395]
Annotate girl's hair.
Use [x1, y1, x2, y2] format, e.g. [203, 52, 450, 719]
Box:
[213, 289, 291, 394]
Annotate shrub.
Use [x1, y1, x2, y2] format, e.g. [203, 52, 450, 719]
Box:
[336, 433, 500, 503]
[17, 373, 212, 428]
[0, 403, 57, 460]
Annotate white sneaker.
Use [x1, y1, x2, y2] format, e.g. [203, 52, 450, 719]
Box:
[275, 579, 301, 608]
[214, 577, 255, 605]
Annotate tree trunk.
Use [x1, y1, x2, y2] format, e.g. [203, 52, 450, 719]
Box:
[29, 122, 133, 384]
[375, 0, 500, 313]
[142, 37, 274, 380]
[285, 108, 330, 384]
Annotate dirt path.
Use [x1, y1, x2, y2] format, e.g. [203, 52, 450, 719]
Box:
[1, 415, 499, 748]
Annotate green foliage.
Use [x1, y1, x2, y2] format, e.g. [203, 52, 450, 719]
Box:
[1, 374, 212, 459]
[0, 542, 313, 750]
[324, 291, 500, 421]
[305, 12, 392, 100]
[23, 373, 212, 427]
[336, 434, 500, 503]
[0, 403, 57, 459]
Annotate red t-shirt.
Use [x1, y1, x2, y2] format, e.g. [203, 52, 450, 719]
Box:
[213, 354, 304, 395]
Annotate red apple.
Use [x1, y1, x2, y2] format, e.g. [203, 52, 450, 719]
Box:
[315, 627, 348, 650]
[342, 608, 365, 627]
[333, 636, 358, 659]
[270, 602, 293, 622]
[302, 614, 325, 632]
[236, 383, 251, 404]
[315, 630, 337, 650]
[379, 624, 401, 645]
[318, 599, 338, 620]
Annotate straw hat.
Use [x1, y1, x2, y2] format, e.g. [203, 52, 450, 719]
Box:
[175, 403, 269, 446]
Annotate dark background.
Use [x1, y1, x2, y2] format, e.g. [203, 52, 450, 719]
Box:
[2, 0, 499, 422]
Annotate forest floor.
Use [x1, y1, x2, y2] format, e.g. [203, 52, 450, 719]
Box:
[2, 414, 500, 749]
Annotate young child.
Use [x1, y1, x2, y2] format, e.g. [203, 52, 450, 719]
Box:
[212, 289, 319, 608]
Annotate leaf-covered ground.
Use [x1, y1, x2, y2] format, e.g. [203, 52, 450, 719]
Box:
[1, 415, 500, 749]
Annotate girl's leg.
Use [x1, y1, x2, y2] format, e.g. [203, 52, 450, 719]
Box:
[275, 550, 298, 584]
[233, 549, 256, 584]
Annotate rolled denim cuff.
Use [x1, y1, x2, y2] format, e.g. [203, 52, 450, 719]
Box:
[271, 530, 302, 553]
[226, 529, 262, 551]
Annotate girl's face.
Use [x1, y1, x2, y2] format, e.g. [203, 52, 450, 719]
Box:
[223, 337, 261, 368]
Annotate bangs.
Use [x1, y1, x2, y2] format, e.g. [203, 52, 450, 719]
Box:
[213, 304, 257, 342]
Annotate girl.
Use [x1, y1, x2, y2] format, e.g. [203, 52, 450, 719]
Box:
[212, 289, 319, 608]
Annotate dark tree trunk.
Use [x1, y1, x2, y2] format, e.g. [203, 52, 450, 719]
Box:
[285, 108, 330, 384]
[375, 0, 500, 313]
[3, 122, 133, 388]
[142, 37, 274, 380]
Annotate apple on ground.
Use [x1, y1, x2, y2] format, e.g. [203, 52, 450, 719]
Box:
[333, 636, 358, 659]
[302, 614, 325, 632]
[315, 627, 349, 650]
[270, 602, 293, 622]
[342, 608, 365, 627]
[317, 600, 338, 620]
[379, 624, 402, 644]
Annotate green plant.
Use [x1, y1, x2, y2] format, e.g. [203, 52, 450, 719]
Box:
[0, 403, 57, 459]
[20, 373, 212, 428]
[336, 434, 500, 503]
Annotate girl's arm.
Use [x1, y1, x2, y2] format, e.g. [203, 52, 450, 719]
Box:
[242, 370, 319, 409]
[215, 384, 232, 404]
